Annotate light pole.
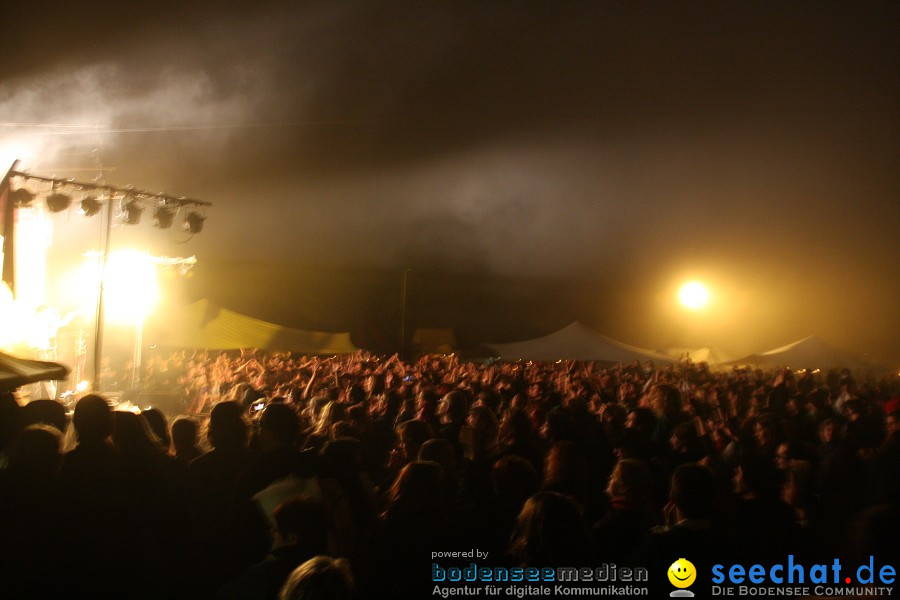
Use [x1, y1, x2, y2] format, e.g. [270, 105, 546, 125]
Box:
[93, 195, 113, 391]
[400, 268, 411, 360]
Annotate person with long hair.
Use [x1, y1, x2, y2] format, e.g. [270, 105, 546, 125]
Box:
[376, 461, 446, 597]
[507, 491, 592, 567]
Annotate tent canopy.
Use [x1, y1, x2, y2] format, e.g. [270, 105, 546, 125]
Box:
[0, 351, 69, 391]
[412, 327, 456, 355]
[486, 321, 676, 364]
[667, 345, 733, 365]
[722, 335, 864, 370]
[149, 299, 357, 355]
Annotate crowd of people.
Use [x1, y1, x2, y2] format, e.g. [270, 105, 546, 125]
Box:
[1, 349, 898, 599]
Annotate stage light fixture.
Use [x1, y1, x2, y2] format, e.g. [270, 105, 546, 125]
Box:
[80, 195, 102, 217]
[183, 211, 205, 234]
[10, 188, 35, 207]
[46, 192, 72, 213]
[154, 205, 175, 229]
[121, 198, 144, 225]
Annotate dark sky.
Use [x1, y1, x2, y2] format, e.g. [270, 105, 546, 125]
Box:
[2, 1, 898, 361]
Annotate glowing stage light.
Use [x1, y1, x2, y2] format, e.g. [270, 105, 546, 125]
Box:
[80, 195, 102, 217]
[678, 281, 710, 310]
[183, 211, 205, 234]
[14, 201, 52, 310]
[10, 187, 35, 207]
[74, 250, 160, 324]
[104, 250, 160, 323]
[154, 206, 175, 229]
[0, 283, 27, 350]
[46, 192, 72, 213]
[121, 198, 144, 225]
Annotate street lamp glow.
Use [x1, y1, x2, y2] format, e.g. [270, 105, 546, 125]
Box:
[678, 281, 710, 310]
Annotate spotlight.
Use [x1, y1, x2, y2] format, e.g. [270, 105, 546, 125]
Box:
[46, 192, 72, 213]
[154, 205, 175, 229]
[10, 188, 35, 207]
[80, 195, 102, 217]
[121, 198, 144, 225]
[183, 211, 205, 234]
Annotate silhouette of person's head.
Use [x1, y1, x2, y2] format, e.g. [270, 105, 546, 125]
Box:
[541, 407, 575, 442]
[21, 399, 68, 433]
[259, 402, 301, 448]
[279, 556, 354, 600]
[171, 417, 200, 454]
[439, 390, 469, 424]
[9, 423, 62, 477]
[492, 454, 539, 508]
[499, 406, 534, 446]
[319, 437, 363, 480]
[670, 463, 715, 520]
[418, 437, 457, 484]
[207, 400, 248, 450]
[141, 408, 170, 449]
[651, 383, 682, 418]
[72, 394, 112, 444]
[625, 407, 657, 435]
[113, 410, 162, 459]
[543, 440, 588, 489]
[272, 496, 328, 555]
[508, 490, 590, 566]
[886, 411, 900, 436]
[607, 458, 653, 502]
[396, 418, 433, 460]
[735, 454, 782, 499]
[384, 461, 444, 522]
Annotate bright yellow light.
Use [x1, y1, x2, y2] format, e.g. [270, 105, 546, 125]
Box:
[0, 201, 52, 350]
[14, 203, 52, 311]
[678, 281, 710, 310]
[0, 283, 28, 350]
[68, 250, 160, 324]
[105, 250, 160, 323]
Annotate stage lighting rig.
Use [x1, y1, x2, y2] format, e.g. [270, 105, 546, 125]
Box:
[154, 205, 176, 229]
[46, 192, 72, 213]
[80, 195, 102, 217]
[121, 197, 144, 225]
[183, 211, 205, 234]
[10, 187, 35, 207]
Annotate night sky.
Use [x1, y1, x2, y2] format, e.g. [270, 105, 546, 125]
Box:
[2, 1, 898, 361]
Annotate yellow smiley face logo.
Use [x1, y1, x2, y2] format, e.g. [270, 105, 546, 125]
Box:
[668, 558, 696, 588]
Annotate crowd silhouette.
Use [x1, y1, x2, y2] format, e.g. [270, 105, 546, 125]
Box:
[1, 350, 898, 598]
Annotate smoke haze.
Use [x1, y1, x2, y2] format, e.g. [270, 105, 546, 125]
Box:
[2, 1, 898, 361]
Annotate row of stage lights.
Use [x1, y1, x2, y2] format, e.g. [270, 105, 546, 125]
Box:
[8, 177, 208, 234]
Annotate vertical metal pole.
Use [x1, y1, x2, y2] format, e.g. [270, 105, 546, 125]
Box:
[92, 196, 114, 391]
[400, 268, 410, 360]
[1, 161, 20, 296]
[132, 314, 143, 390]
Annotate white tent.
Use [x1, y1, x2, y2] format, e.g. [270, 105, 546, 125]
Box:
[486, 321, 676, 364]
[721, 335, 865, 370]
[666, 345, 734, 365]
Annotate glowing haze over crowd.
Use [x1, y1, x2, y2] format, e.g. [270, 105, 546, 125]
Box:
[1, 0, 898, 363]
